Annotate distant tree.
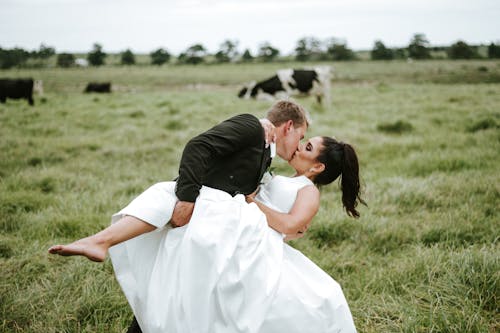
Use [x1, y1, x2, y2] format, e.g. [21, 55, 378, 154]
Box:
[393, 48, 407, 60]
[447, 40, 478, 59]
[214, 39, 239, 63]
[214, 51, 228, 63]
[257, 42, 280, 62]
[325, 38, 355, 61]
[150, 48, 170, 65]
[87, 43, 106, 66]
[57, 53, 75, 67]
[178, 44, 207, 64]
[408, 33, 431, 59]
[487, 42, 500, 59]
[294, 37, 323, 61]
[32, 43, 55, 59]
[431, 46, 447, 52]
[177, 53, 186, 64]
[241, 49, 254, 62]
[121, 49, 135, 65]
[0, 47, 30, 69]
[371, 40, 394, 60]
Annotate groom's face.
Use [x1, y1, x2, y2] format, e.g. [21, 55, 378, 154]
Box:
[279, 122, 307, 161]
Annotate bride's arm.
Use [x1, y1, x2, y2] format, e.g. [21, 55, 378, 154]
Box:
[247, 185, 320, 235]
[284, 229, 308, 242]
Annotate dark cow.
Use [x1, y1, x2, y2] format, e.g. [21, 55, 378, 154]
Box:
[0, 78, 38, 105]
[238, 67, 331, 104]
[84, 82, 111, 93]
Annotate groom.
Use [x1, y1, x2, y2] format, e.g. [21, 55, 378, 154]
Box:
[127, 100, 309, 333]
[171, 99, 308, 228]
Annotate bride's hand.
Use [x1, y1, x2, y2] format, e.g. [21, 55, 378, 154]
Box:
[284, 232, 305, 242]
[284, 223, 310, 241]
[259, 118, 276, 147]
[245, 190, 257, 203]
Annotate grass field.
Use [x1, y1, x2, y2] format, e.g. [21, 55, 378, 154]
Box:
[1, 60, 499, 332]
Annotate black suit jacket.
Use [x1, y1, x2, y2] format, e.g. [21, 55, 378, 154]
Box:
[175, 114, 271, 202]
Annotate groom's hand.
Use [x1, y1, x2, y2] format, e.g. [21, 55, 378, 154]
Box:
[259, 118, 276, 147]
[171, 201, 195, 227]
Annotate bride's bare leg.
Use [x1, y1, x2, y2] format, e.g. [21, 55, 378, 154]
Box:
[48, 216, 156, 262]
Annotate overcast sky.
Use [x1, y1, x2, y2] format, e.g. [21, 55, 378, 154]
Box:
[1, 0, 499, 54]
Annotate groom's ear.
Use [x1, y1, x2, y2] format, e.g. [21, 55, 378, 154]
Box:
[284, 120, 294, 134]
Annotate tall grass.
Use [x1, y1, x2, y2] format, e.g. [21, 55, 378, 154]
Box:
[1, 60, 499, 332]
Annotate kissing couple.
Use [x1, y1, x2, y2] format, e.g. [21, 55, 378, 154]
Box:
[50, 100, 363, 333]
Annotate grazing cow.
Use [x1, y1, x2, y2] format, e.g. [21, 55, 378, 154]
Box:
[84, 82, 111, 93]
[75, 58, 89, 67]
[0, 78, 38, 105]
[238, 67, 331, 104]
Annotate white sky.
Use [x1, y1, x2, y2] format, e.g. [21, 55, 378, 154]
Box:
[1, 0, 499, 54]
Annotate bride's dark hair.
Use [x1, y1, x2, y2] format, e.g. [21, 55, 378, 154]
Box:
[314, 137, 365, 218]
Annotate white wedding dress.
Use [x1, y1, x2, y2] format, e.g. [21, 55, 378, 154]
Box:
[109, 175, 356, 333]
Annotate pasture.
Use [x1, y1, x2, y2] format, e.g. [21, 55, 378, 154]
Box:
[1, 60, 499, 332]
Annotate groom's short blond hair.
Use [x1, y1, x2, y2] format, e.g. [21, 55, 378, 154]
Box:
[266, 100, 309, 128]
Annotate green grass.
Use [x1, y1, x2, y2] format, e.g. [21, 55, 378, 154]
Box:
[1, 60, 499, 332]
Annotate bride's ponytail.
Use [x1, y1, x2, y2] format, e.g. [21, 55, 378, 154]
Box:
[339, 143, 365, 217]
[314, 137, 365, 218]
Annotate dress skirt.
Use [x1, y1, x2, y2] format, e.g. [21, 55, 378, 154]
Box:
[109, 182, 356, 333]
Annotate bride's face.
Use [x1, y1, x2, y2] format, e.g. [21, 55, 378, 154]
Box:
[288, 136, 324, 174]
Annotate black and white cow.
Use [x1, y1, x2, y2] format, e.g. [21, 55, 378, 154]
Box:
[84, 82, 111, 93]
[238, 67, 331, 104]
[0, 78, 42, 106]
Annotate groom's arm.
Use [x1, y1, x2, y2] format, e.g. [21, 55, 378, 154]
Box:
[171, 114, 263, 226]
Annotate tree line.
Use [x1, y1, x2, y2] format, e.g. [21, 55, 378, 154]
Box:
[1, 34, 499, 69]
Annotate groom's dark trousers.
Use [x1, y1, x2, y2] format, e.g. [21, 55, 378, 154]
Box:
[127, 317, 141, 333]
[126, 113, 271, 333]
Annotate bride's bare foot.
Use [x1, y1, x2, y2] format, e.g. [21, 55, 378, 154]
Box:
[48, 237, 108, 262]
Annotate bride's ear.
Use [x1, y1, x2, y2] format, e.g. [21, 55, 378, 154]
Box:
[310, 163, 325, 175]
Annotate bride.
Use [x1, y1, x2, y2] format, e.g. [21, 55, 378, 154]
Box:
[49, 135, 363, 333]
